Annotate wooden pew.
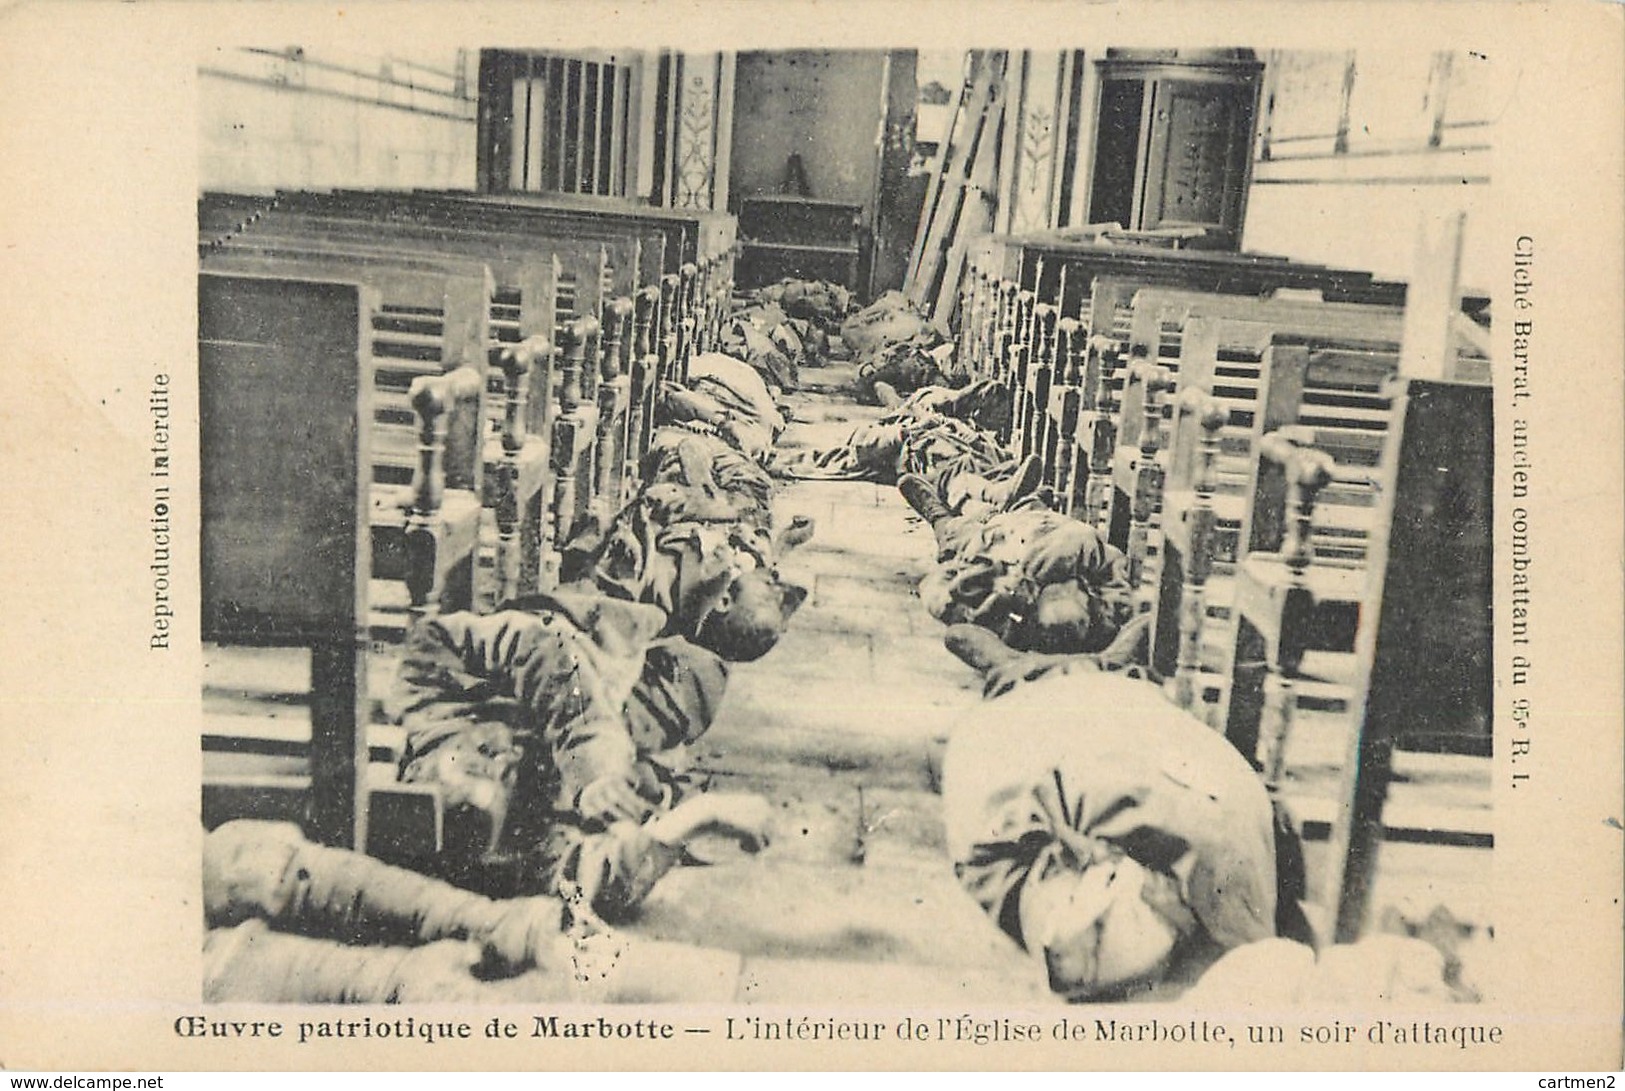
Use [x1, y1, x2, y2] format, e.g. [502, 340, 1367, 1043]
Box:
[200, 271, 455, 857]
[1216, 379, 1492, 941]
[200, 201, 611, 347]
[410, 188, 738, 356]
[958, 232, 1419, 489]
[253, 195, 649, 505]
[323, 187, 707, 391]
[198, 240, 563, 610]
[202, 195, 612, 574]
[958, 226, 1472, 429]
[1101, 292, 1411, 591]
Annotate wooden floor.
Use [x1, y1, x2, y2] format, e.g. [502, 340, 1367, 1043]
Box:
[202, 361, 1494, 1003]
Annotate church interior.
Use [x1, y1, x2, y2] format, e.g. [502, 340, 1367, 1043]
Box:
[197, 45, 1496, 1005]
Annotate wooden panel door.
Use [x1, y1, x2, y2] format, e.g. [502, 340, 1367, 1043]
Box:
[1139, 78, 1256, 246]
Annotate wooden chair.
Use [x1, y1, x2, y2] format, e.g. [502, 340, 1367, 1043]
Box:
[1321, 378, 1492, 940]
[203, 195, 636, 587]
[197, 243, 490, 624]
[352, 187, 733, 368]
[1092, 288, 1427, 629]
[1220, 378, 1491, 941]
[198, 240, 568, 617]
[1150, 333, 1404, 725]
[200, 271, 451, 859]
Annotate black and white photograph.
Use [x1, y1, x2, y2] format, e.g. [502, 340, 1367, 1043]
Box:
[1, 0, 1621, 1075]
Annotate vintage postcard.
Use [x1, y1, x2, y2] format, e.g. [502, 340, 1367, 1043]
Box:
[0, 0, 1620, 1074]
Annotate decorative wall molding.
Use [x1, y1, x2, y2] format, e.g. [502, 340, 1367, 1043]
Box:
[663, 53, 734, 212]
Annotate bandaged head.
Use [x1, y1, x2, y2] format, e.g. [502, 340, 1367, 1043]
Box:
[1019, 850, 1198, 999]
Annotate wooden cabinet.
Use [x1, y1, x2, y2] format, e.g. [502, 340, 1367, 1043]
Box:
[1085, 52, 1263, 251]
[736, 195, 866, 292]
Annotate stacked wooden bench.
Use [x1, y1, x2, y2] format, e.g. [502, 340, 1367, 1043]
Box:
[406, 188, 739, 373]
[203, 190, 686, 593]
[200, 271, 453, 856]
[939, 229, 1493, 942]
[198, 192, 738, 860]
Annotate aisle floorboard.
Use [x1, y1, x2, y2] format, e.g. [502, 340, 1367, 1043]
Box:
[619, 363, 1054, 1004]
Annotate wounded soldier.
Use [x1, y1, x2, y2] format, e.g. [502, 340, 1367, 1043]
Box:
[202, 819, 748, 1003]
[775, 380, 1011, 485]
[900, 468, 1136, 656]
[656, 352, 788, 464]
[387, 590, 772, 923]
[561, 426, 809, 665]
[202, 818, 566, 1002]
[938, 626, 1310, 1001]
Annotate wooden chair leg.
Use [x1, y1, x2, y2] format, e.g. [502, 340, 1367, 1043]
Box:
[1125, 362, 1171, 601]
[1258, 648, 1297, 788]
[1328, 735, 1396, 943]
[1224, 614, 1269, 766]
[1173, 394, 1228, 711]
[404, 367, 482, 621]
[307, 638, 369, 851]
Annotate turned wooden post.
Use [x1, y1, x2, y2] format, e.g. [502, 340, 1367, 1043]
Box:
[597, 296, 635, 506]
[1050, 317, 1086, 506]
[993, 280, 1020, 385]
[706, 260, 727, 351]
[1255, 427, 1335, 788]
[489, 335, 550, 604]
[1124, 360, 1172, 599]
[631, 285, 661, 473]
[1172, 390, 1230, 711]
[1082, 331, 1121, 531]
[659, 273, 681, 384]
[558, 314, 588, 413]
[600, 296, 632, 382]
[1007, 289, 1036, 447]
[405, 366, 483, 620]
[1024, 302, 1057, 462]
[677, 262, 699, 381]
[551, 317, 600, 547]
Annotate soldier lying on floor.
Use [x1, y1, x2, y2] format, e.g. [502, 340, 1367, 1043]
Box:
[202, 819, 752, 1003]
[937, 625, 1312, 1002]
[387, 589, 773, 923]
[655, 352, 788, 464]
[560, 426, 810, 664]
[774, 379, 1011, 483]
[900, 464, 1139, 657]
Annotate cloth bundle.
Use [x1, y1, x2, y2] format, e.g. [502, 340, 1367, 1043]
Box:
[753, 277, 854, 333]
[839, 290, 937, 357]
[941, 666, 1284, 1000]
[657, 352, 788, 465]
